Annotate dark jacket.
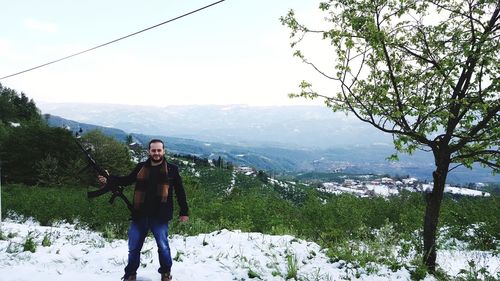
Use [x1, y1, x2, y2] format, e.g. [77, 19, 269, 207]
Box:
[110, 158, 189, 222]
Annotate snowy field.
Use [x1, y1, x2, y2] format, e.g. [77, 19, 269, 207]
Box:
[0, 218, 498, 281]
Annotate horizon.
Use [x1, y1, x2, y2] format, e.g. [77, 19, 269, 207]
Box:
[42, 110, 500, 184]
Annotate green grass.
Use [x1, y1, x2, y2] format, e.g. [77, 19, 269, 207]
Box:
[1, 167, 498, 277]
[2, 183, 131, 237]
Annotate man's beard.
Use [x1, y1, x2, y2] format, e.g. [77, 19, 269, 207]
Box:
[151, 155, 163, 164]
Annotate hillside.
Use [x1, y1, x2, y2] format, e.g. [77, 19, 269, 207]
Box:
[39, 103, 392, 149]
[44, 114, 499, 184]
[1, 152, 499, 281]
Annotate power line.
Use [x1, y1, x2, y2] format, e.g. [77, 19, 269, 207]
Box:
[0, 0, 226, 80]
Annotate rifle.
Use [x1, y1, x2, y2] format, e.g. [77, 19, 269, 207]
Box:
[75, 139, 134, 213]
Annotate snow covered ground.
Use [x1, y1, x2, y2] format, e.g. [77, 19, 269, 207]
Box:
[0, 218, 498, 281]
[320, 181, 491, 198]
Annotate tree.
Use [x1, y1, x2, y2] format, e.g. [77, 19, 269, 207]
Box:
[281, 0, 499, 271]
[216, 156, 224, 169]
[257, 170, 269, 183]
[0, 83, 41, 149]
[0, 121, 81, 185]
[125, 134, 133, 144]
[0, 83, 40, 124]
[0, 84, 77, 186]
[80, 130, 135, 177]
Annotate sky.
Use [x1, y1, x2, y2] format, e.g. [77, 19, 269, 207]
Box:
[0, 0, 333, 106]
[1, 216, 498, 280]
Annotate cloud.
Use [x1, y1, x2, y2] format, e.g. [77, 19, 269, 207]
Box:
[23, 19, 58, 33]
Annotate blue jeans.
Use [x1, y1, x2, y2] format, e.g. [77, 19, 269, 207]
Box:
[124, 217, 172, 278]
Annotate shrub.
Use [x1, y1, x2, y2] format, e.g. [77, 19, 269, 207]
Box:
[42, 233, 52, 247]
[23, 233, 37, 253]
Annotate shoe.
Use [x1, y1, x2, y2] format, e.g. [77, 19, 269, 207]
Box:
[161, 272, 172, 281]
[122, 275, 136, 281]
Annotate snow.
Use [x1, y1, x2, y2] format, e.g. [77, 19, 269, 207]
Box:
[444, 186, 489, 197]
[402, 178, 418, 185]
[421, 184, 490, 197]
[321, 180, 491, 198]
[225, 170, 237, 195]
[366, 184, 399, 197]
[0, 218, 498, 281]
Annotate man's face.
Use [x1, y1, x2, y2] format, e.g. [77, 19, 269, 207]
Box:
[149, 142, 165, 163]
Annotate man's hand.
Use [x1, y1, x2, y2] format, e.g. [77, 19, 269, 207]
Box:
[98, 175, 107, 186]
[179, 216, 189, 223]
[97, 170, 109, 187]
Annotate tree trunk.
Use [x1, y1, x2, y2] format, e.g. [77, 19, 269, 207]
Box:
[423, 152, 450, 272]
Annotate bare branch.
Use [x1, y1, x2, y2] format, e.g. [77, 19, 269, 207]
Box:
[448, 163, 464, 173]
[451, 103, 500, 152]
[446, 2, 500, 141]
[397, 44, 437, 67]
[452, 150, 500, 161]
[301, 58, 338, 81]
[349, 46, 368, 88]
[376, 10, 412, 132]
[476, 159, 500, 169]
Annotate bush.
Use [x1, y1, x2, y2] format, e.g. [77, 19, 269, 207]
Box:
[0, 122, 81, 185]
[23, 233, 37, 253]
[2, 164, 498, 271]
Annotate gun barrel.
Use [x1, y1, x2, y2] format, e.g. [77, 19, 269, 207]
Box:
[75, 140, 109, 178]
[77, 138, 133, 214]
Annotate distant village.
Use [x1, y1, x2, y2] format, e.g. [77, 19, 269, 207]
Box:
[317, 177, 491, 198]
[171, 152, 492, 198]
[233, 165, 491, 198]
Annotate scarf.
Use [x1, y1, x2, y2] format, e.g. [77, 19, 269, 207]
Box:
[134, 158, 169, 210]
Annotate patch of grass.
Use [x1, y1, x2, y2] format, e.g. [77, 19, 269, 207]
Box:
[286, 254, 298, 280]
[455, 260, 499, 281]
[408, 257, 428, 281]
[0, 230, 6, 240]
[248, 268, 261, 279]
[2, 175, 499, 279]
[302, 268, 333, 281]
[23, 232, 37, 253]
[173, 250, 184, 262]
[42, 232, 52, 247]
[102, 223, 119, 241]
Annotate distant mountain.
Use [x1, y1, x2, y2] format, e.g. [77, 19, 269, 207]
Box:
[42, 106, 499, 184]
[45, 114, 129, 141]
[39, 103, 392, 149]
[44, 114, 304, 171]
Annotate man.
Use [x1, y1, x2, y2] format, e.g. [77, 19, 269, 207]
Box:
[99, 139, 189, 281]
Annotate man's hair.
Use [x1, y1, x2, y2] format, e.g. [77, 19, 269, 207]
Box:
[148, 139, 164, 149]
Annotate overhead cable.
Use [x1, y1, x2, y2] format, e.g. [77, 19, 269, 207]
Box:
[0, 0, 226, 80]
